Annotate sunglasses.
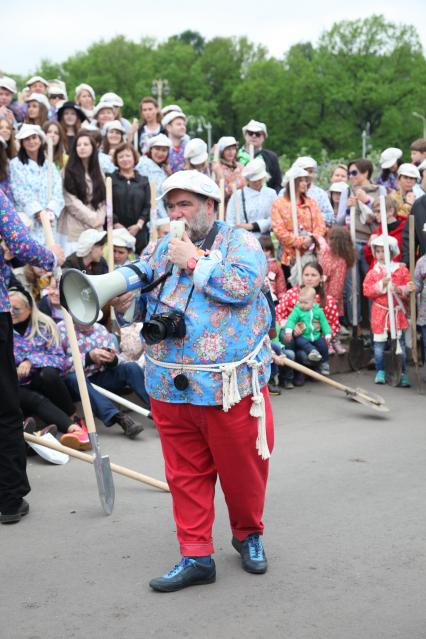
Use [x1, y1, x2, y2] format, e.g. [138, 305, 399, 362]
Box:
[348, 169, 359, 176]
[246, 131, 262, 137]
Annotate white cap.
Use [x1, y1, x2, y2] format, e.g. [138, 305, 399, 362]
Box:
[25, 92, 50, 109]
[161, 104, 182, 117]
[76, 229, 107, 257]
[161, 110, 186, 128]
[48, 80, 67, 98]
[75, 83, 96, 101]
[0, 76, 17, 94]
[242, 119, 267, 137]
[100, 92, 123, 108]
[380, 147, 403, 169]
[93, 101, 115, 117]
[242, 157, 269, 182]
[329, 181, 348, 194]
[158, 170, 221, 203]
[293, 156, 317, 170]
[184, 138, 208, 164]
[418, 159, 426, 173]
[112, 227, 136, 250]
[397, 163, 420, 179]
[371, 234, 400, 256]
[217, 136, 237, 153]
[147, 133, 171, 149]
[26, 75, 49, 88]
[282, 166, 309, 186]
[16, 124, 46, 142]
[104, 120, 126, 134]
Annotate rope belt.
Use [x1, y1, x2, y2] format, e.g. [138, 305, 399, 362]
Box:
[146, 337, 271, 460]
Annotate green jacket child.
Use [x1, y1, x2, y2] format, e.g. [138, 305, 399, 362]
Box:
[284, 302, 332, 342]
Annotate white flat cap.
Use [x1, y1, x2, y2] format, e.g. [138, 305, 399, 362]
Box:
[293, 156, 317, 170]
[242, 119, 267, 137]
[371, 234, 400, 256]
[242, 157, 269, 181]
[104, 120, 126, 134]
[329, 181, 348, 193]
[184, 138, 208, 165]
[158, 170, 221, 203]
[380, 147, 403, 169]
[26, 75, 49, 88]
[112, 227, 136, 250]
[282, 166, 309, 186]
[100, 92, 123, 108]
[75, 83, 96, 100]
[0, 76, 17, 93]
[161, 110, 186, 128]
[76, 229, 107, 257]
[25, 92, 50, 109]
[161, 104, 182, 117]
[217, 136, 238, 153]
[16, 123, 46, 142]
[397, 163, 420, 179]
[93, 101, 115, 117]
[147, 133, 171, 149]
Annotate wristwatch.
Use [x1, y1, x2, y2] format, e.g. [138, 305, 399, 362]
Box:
[186, 256, 199, 271]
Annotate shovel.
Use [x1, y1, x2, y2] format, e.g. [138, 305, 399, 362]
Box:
[289, 176, 302, 286]
[280, 356, 389, 413]
[24, 433, 169, 492]
[348, 206, 364, 370]
[218, 178, 225, 221]
[409, 215, 422, 391]
[39, 211, 115, 515]
[149, 181, 158, 242]
[379, 196, 402, 386]
[232, 183, 241, 225]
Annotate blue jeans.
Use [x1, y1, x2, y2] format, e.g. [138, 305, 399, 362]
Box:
[65, 362, 150, 427]
[373, 333, 407, 373]
[293, 335, 329, 363]
[271, 341, 295, 381]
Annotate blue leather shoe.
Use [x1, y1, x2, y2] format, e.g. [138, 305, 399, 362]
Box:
[149, 557, 216, 592]
[232, 534, 268, 574]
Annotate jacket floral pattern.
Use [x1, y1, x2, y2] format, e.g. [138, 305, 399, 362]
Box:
[0, 190, 55, 312]
[58, 321, 117, 376]
[363, 262, 411, 335]
[9, 157, 64, 244]
[13, 324, 65, 382]
[126, 221, 271, 405]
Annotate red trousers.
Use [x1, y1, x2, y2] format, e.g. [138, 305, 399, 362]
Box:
[150, 387, 274, 556]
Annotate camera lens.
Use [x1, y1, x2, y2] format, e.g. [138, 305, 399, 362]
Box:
[142, 318, 167, 345]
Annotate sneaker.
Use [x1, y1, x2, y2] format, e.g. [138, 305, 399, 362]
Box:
[284, 379, 294, 390]
[333, 340, 346, 355]
[0, 498, 29, 525]
[328, 343, 336, 355]
[319, 362, 330, 376]
[267, 382, 281, 397]
[375, 370, 385, 385]
[232, 534, 268, 574]
[293, 372, 305, 387]
[114, 412, 144, 439]
[60, 427, 91, 451]
[307, 349, 322, 362]
[399, 373, 411, 388]
[149, 557, 216, 592]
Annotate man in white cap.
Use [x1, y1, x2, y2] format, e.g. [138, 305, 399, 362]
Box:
[162, 111, 188, 173]
[238, 119, 282, 192]
[392, 163, 420, 218]
[0, 76, 19, 123]
[183, 138, 208, 172]
[112, 170, 273, 592]
[293, 156, 334, 226]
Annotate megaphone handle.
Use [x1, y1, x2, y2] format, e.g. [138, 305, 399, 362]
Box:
[123, 297, 136, 324]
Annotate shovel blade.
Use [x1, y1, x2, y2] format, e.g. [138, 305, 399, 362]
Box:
[89, 433, 115, 515]
[348, 337, 365, 371]
[384, 341, 402, 387]
[345, 387, 390, 412]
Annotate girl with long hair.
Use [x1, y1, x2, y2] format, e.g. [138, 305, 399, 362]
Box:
[0, 117, 18, 159]
[42, 120, 68, 169]
[58, 130, 106, 254]
[23, 94, 49, 127]
[57, 101, 87, 153]
[131, 96, 163, 154]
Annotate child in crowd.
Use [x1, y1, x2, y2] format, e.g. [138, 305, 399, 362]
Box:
[363, 235, 413, 386]
[364, 196, 404, 267]
[259, 235, 286, 303]
[319, 226, 355, 353]
[283, 286, 332, 374]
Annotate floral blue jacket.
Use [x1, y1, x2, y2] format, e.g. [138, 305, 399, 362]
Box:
[58, 321, 117, 376]
[9, 157, 64, 244]
[13, 324, 65, 383]
[0, 190, 55, 312]
[125, 221, 271, 405]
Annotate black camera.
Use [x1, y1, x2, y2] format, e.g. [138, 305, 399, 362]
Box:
[141, 311, 186, 345]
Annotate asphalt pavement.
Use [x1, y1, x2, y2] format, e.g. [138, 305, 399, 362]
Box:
[1, 369, 425, 639]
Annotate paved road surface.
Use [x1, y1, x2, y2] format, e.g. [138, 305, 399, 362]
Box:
[2, 370, 425, 639]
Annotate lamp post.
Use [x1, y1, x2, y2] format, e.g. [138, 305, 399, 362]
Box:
[151, 79, 169, 110]
[412, 112, 426, 138]
[186, 115, 212, 153]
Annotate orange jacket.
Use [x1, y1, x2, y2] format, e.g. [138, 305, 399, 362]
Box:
[271, 195, 326, 265]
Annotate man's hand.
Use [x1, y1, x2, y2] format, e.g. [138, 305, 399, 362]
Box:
[168, 232, 198, 270]
[17, 360, 31, 380]
[111, 291, 134, 313]
[89, 348, 116, 365]
[406, 281, 415, 293]
[128, 223, 141, 236]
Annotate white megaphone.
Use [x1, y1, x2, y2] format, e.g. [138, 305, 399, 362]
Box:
[60, 262, 149, 325]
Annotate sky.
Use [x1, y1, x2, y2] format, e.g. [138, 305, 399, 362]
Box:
[3, 0, 426, 76]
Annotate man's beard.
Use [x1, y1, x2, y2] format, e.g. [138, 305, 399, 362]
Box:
[186, 203, 214, 242]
